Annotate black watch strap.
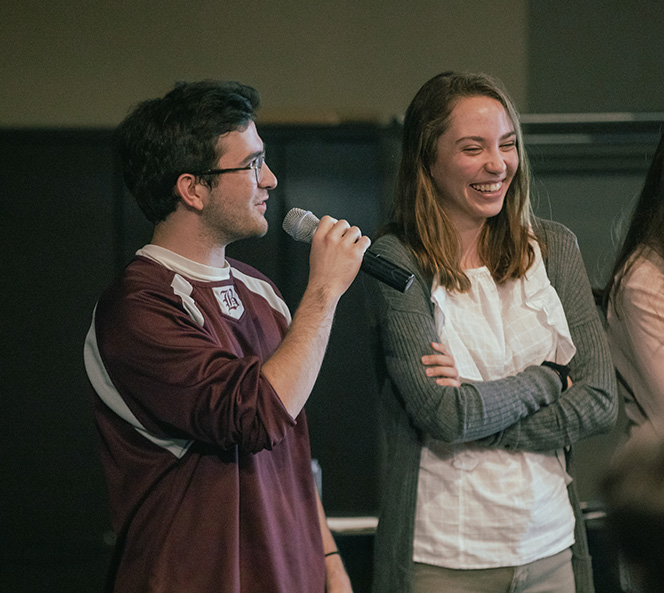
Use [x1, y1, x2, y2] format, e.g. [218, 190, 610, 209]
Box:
[541, 361, 570, 391]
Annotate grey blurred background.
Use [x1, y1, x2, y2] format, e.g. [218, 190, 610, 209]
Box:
[2, 1, 663, 591]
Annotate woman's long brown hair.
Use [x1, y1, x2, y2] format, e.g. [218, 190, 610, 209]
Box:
[384, 71, 536, 291]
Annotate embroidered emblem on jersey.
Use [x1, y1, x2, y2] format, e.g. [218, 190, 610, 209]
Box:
[213, 285, 245, 320]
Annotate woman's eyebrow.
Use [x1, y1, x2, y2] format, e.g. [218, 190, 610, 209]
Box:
[455, 130, 516, 144]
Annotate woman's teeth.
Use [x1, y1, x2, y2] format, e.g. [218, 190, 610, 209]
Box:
[471, 182, 502, 193]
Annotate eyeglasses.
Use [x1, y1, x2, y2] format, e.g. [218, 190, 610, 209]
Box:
[191, 154, 265, 185]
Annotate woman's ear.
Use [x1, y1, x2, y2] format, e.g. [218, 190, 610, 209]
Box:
[175, 173, 206, 211]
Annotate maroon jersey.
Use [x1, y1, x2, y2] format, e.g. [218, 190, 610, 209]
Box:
[84, 253, 325, 593]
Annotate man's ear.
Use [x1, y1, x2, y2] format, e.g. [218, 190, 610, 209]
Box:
[175, 174, 206, 211]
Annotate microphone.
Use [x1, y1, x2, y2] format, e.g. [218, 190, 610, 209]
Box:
[282, 208, 414, 292]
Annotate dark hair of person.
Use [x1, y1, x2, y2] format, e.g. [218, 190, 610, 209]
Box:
[115, 80, 260, 224]
[382, 71, 535, 292]
[602, 131, 664, 313]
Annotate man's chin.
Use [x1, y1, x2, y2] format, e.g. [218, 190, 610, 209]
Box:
[227, 222, 268, 245]
[248, 227, 269, 241]
[256, 221, 269, 238]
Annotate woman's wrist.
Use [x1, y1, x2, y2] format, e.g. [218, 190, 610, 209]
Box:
[541, 360, 570, 391]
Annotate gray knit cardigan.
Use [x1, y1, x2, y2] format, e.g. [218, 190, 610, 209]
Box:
[365, 218, 618, 593]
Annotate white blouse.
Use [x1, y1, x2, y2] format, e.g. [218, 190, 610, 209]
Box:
[413, 241, 577, 569]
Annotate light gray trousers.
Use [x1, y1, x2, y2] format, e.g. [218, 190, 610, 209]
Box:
[413, 548, 575, 593]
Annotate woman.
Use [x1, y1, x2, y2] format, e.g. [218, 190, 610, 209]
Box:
[366, 71, 617, 593]
[604, 131, 664, 439]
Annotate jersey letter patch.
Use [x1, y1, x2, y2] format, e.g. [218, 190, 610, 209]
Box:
[213, 286, 245, 320]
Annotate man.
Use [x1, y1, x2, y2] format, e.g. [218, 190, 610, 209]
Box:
[84, 81, 368, 592]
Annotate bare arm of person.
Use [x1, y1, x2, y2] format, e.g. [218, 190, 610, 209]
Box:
[262, 216, 371, 418]
[315, 492, 353, 593]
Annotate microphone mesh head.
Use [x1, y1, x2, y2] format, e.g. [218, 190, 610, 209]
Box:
[282, 208, 319, 243]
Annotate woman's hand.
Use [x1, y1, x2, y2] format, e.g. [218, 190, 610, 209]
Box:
[421, 342, 461, 387]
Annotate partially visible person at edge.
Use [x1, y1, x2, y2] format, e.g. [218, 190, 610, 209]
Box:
[602, 427, 664, 593]
[83, 80, 367, 593]
[601, 130, 664, 441]
[365, 71, 618, 593]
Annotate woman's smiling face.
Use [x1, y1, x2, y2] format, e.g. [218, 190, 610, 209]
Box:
[429, 95, 519, 232]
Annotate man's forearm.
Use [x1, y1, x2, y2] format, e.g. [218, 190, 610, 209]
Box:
[261, 286, 339, 418]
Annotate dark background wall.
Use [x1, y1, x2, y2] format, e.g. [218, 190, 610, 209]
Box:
[527, 0, 664, 114]
[1, 130, 120, 590]
[0, 1, 529, 127]
[2, 2, 664, 592]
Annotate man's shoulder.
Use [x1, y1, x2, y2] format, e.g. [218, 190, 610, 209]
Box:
[100, 255, 172, 298]
[94, 256, 178, 322]
[227, 258, 281, 292]
[226, 257, 271, 281]
[226, 258, 289, 318]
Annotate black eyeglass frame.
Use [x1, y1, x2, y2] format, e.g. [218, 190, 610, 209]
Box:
[189, 155, 265, 185]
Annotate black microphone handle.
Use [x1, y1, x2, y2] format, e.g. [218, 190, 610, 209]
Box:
[361, 250, 414, 293]
[282, 207, 414, 292]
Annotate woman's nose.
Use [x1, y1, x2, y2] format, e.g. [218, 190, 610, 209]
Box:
[484, 150, 507, 174]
